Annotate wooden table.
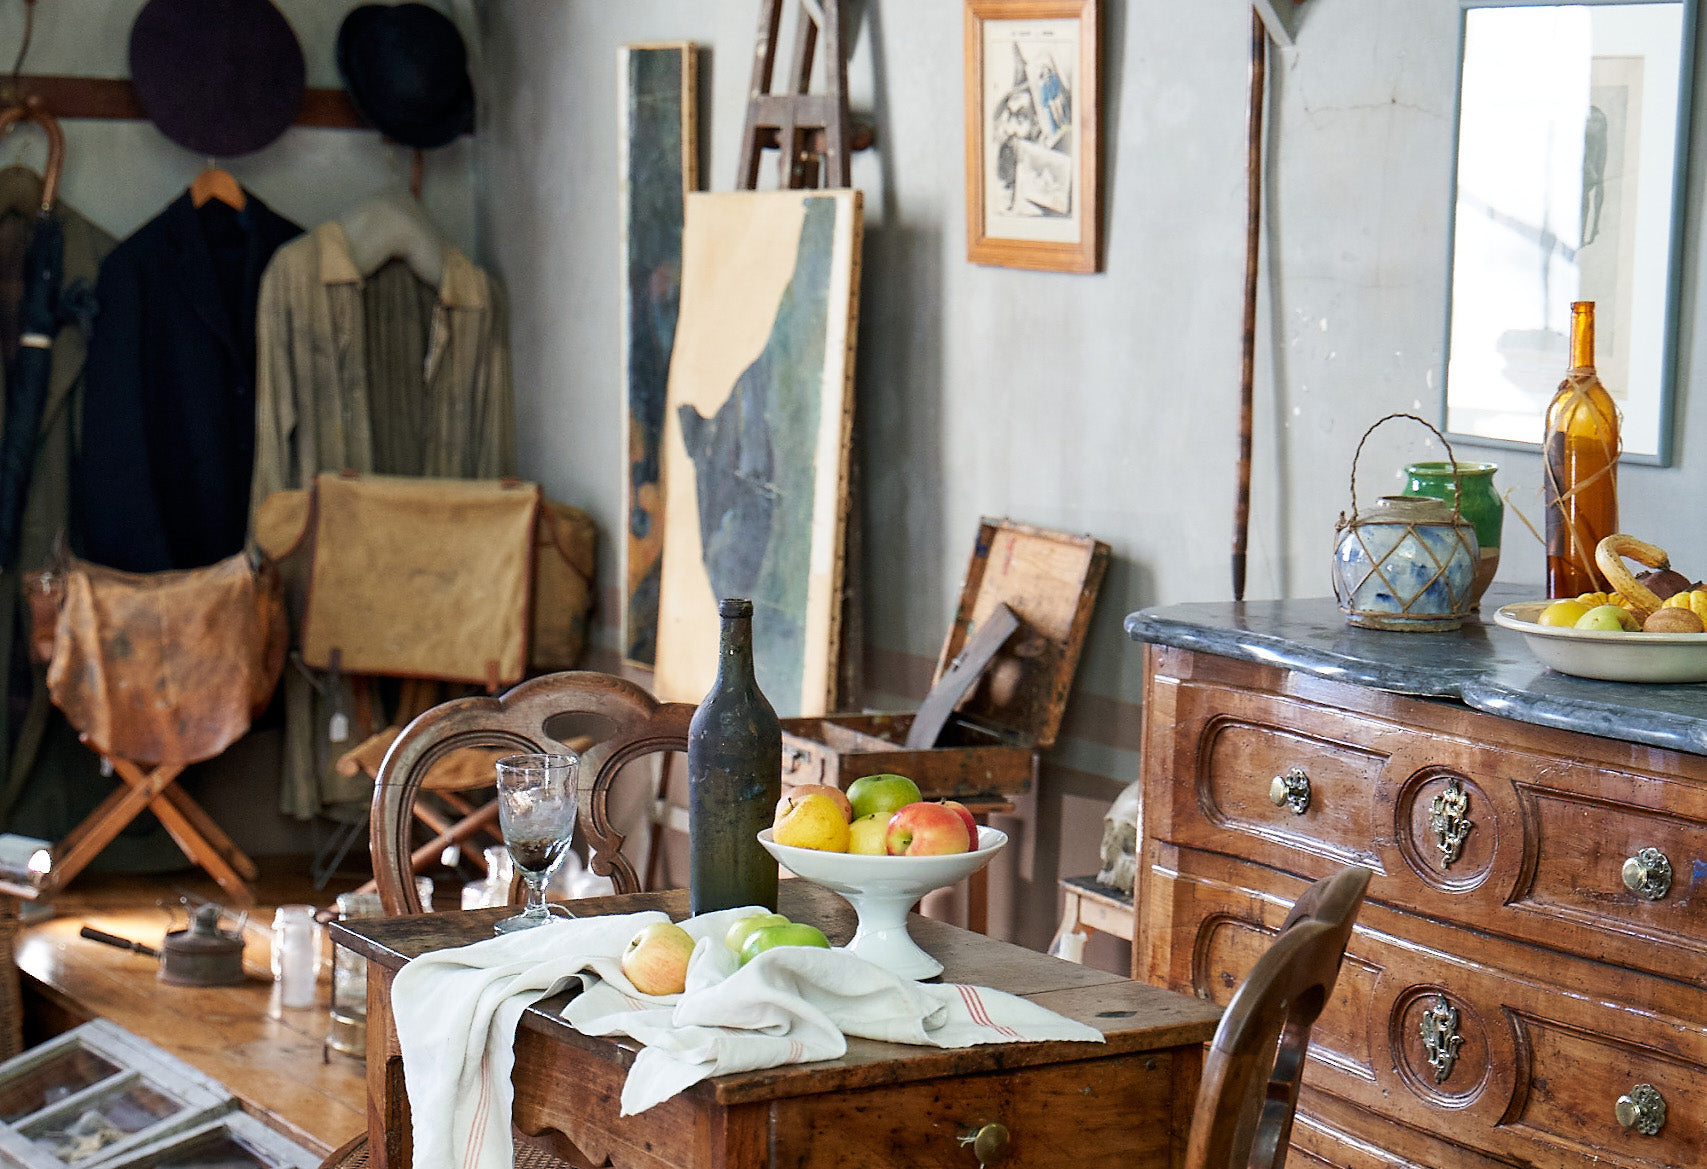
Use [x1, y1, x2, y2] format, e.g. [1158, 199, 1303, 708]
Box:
[334, 882, 1221, 1169]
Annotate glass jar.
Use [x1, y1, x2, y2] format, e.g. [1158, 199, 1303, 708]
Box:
[327, 891, 383, 1058]
[1404, 461, 1502, 607]
[271, 904, 321, 1010]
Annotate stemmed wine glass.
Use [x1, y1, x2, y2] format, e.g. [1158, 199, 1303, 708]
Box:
[493, 752, 580, 934]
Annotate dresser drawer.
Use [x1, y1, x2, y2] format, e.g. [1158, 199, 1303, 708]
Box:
[1141, 848, 1707, 1169]
[1143, 667, 1707, 983]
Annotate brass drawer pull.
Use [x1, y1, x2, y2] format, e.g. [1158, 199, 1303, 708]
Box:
[958, 1123, 1010, 1165]
[1622, 848, 1673, 901]
[1269, 767, 1311, 815]
[1615, 1084, 1667, 1136]
[1428, 776, 1472, 868]
[1419, 995, 1464, 1083]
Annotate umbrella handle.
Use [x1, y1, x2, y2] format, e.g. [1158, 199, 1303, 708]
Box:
[0, 96, 64, 212]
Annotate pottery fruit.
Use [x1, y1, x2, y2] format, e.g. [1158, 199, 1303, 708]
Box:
[1663, 589, 1707, 623]
[621, 921, 696, 995]
[845, 773, 922, 821]
[885, 801, 973, 856]
[1575, 604, 1640, 632]
[1539, 599, 1589, 627]
[772, 792, 852, 852]
[846, 813, 889, 855]
[1638, 568, 1694, 601]
[724, 911, 791, 954]
[1644, 606, 1705, 633]
[739, 921, 831, 965]
[778, 783, 852, 822]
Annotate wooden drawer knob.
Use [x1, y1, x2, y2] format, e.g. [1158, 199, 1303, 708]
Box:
[1615, 1084, 1666, 1135]
[1269, 767, 1311, 814]
[1622, 848, 1673, 901]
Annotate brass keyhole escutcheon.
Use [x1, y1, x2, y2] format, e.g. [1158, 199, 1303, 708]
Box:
[1419, 994, 1464, 1084]
[1615, 1084, 1667, 1136]
[1622, 847, 1673, 901]
[1429, 776, 1472, 868]
[1269, 767, 1311, 815]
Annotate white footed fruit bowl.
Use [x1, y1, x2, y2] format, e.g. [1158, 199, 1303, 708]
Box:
[1494, 601, 1707, 683]
[758, 826, 1008, 980]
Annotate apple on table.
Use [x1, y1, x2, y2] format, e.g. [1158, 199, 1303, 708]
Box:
[621, 921, 696, 995]
[739, 921, 831, 965]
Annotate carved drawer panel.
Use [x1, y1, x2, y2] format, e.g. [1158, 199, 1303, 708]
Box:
[1141, 848, 1707, 1169]
[1148, 671, 1707, 985]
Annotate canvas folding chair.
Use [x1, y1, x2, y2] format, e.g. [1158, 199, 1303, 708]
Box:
[35, 551, 287, 906]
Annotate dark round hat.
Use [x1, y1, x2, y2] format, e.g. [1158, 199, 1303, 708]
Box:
[129, 0, 307, 158]
[337, 3, 475, 150]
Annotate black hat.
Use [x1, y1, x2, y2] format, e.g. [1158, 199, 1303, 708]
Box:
[129, 0, 307, 158]
[337, 3, 475, 150]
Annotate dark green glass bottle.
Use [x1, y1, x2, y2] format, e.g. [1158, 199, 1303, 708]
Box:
[688, 598, 781, 915]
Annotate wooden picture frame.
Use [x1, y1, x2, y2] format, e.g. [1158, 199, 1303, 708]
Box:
[964, 0, 1100, 273]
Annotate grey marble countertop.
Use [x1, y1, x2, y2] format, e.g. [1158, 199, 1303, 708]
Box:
[1125, 584, 1707, 758]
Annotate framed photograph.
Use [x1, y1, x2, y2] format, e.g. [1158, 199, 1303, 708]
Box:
[963, 0, 1100, 273]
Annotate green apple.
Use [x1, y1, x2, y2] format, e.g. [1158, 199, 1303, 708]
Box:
[724, 911, 790, 954]
[738, 921, 831, 965]
[844, 773, 922, 821]
[1574, 603, 1640, 632]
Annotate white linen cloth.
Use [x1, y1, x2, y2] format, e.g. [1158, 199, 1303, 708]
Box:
[390, 907, 1105, 1169]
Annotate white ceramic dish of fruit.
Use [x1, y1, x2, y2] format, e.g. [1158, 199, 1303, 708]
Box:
[757, 826, 1007, 980]
[1493, 601, 1707, 683]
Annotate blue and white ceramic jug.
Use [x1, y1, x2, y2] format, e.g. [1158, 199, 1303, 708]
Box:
[1332, 415, 1480, 632]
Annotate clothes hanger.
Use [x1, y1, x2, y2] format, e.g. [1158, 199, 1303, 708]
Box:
[0, 95, 63, 214]
[190, 160, 246, 211]
[338, 188, 446, 286]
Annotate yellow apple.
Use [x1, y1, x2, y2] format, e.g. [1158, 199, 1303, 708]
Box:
[1538, 598, 1589, 627]
[1574, 604, 1639, 632]
[779, 783, 852, 822]
[846, 813, 889, 855]
[620, 921, 695, 995]
[772, 792, 851, 852]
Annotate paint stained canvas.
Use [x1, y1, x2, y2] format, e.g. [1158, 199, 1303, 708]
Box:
[654, 190, 863, 716]
[619, 43, 697, 668]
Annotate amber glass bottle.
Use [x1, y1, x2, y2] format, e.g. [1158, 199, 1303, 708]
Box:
[1543, 301, 1620, 597]
[687, 598, 781, 915]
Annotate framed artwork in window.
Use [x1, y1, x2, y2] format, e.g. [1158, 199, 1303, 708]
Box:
[963, 0, 1100, 273]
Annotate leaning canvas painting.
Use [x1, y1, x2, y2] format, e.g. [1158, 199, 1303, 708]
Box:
[654, 189, 863, 717]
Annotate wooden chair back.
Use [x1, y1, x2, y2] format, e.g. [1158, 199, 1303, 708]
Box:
[1184, 865, 1372, 1169]
[369, 671, 695, 914]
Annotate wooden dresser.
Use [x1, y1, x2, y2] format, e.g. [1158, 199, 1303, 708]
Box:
[1127, 591, 1707, 1169]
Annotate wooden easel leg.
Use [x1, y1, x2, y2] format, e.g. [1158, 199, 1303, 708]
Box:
[38, 780, 161, 895]
[105, 757, 257, 907]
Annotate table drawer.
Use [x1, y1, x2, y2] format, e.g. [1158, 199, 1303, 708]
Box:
[1142, 850, 1707, 1169]
[1147, 672, 1707, 982]
[769, 1049, 1191, 1168]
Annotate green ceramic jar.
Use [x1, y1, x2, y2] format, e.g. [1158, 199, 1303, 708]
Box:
[1405, 461, 1502, 606]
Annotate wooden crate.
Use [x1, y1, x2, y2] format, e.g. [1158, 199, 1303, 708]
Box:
[782, 518, 1109, 803]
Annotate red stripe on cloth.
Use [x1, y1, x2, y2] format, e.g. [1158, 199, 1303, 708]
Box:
[462, 1048, 494, 1169]
[956, 984, 1020, 1039]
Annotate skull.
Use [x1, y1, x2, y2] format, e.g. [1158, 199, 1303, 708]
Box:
[1096, 780, 1141, 893]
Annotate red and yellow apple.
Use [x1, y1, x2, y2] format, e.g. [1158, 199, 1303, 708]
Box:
[936, 799, 977, 845]
[884, 800, 972, 856]
[621, 921, 695, 995]
[773, 792, 851, 852]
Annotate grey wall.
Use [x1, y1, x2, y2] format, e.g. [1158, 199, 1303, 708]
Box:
[475, 0, 1706, 964]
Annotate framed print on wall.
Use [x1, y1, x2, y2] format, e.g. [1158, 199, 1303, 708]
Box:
[964, 0, 1100, 273]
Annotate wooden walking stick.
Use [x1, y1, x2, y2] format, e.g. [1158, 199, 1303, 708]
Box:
[1233, 6, 1265, 602]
